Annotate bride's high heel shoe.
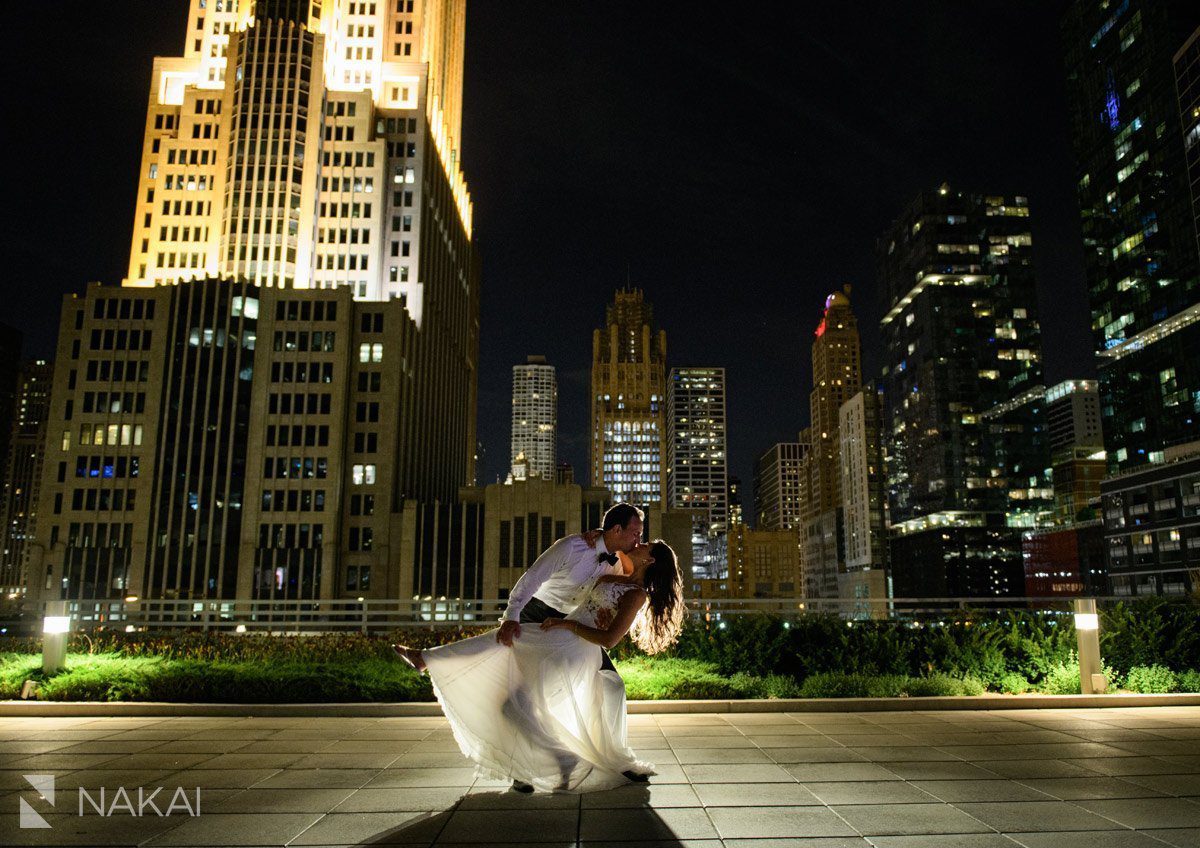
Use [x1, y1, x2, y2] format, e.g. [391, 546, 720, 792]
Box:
[391, 644, 426, 673]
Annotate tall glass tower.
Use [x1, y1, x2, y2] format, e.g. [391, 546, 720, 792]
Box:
[666, 367, 729, 578]
[1062, 1, 1200, 471]
[510, 356, 557, 481]
[878, 187, 1052, 597]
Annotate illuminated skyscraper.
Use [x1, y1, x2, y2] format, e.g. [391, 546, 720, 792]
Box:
[798, 287, 862, 599]
[666, 367, 729, 578]
[124, 0, 479, 491]
[510, 356, 557, 481]
[0, 361, 53, 598]
[590, 289, 666, 508]
[879, 187, 1051, 598]
[24, 0, 482, 608]
[1062, 1, 1200, 471]
[754, 442, 805, 531]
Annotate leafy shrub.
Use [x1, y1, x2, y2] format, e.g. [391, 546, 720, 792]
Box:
[998, 672, 1031, 694]
[1100, 600, 1200, 676]
[616, 657, 742, 700]
[1038, 661, 1081, 695]
[1124, 665, 1178, 694]
[1177, 670, 1200, 693]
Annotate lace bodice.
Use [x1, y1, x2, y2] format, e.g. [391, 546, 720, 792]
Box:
[568, 580, 642, 630]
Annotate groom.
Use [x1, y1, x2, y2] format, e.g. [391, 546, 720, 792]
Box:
[497, 501, 644, 670]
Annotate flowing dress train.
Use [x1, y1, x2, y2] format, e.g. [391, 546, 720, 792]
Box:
[420, 581, 653, 791]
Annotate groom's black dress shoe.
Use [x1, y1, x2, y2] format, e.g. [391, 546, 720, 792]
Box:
[623, 770, 649, 783]
[511, 780, 534, 793]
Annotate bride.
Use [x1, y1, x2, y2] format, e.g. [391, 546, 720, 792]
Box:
[393, 540, 684, 792]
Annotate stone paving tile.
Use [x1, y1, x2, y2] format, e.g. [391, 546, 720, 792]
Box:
[868, 837, 1022, 848]
[579, 806, 719, 841]
[831, 802, 993, 836]
[364, 767, 476, 787]
[671, 747, 772, 764]
[253, 767, 379, 789]
[707, 805, 859, 839]
[850, 745, 962, 762]
[1148, 828, 1200, 847]
[143, 811, 325, 845]
[333, 787, 468, 812]
[976, 759, 1103, 779]
[1006, 832, 1172, 848]
[691, 781, 821, 807]
[910, 779, 1055, 803]
[210, 786, 356, 813]
[441, 808, 579, 843]
[881, 761, 999, 780]
[155, 767, 283, 789]
[783, 762, 902, 782]
[456, 789, 577, 810]
[1015, 776, 1167, 800]
[745, 733, 839, 746]
[680, 763, 794, 783]
[721, 840, 869, 848]
[581, 782, 701, 808]
[1121, 773, 1200, 796]
[1063, 755, 1193, 776]
[1073, 797, 1200, 829]
[0, 811, 185, 846]
[952, 800, 1126, 832]
[763, 746, 869, 764]
[288, 810, 446, 845]
[802, 779, 940, 805]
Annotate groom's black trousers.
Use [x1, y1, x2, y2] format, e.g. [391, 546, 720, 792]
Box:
[520, 597, 617, 673]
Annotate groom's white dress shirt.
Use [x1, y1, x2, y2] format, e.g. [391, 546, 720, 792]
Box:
[501, 535, 620, 623]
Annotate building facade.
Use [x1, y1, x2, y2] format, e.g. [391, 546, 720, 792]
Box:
[878, 187, 1052, 598]
[0, 361, 53, 599]
[1062, 1, 1200, 472]
[1181, 26, 1200, 260]
[838, 384, 890, 608]
[1100, 448, 1200, 595]
[1047, 379, 1107, 523]
[727, 523, 802, 600]
[510, 355, 557, 481]
[666, 367, 729, 579]
[590, 289, 667, 509]
[1022, 521, 1107, 597]
[27, 279, 474, 609]
[125, 0, 480, 486]
[798, 288, 862, 599]
[754, 442, 805, 532]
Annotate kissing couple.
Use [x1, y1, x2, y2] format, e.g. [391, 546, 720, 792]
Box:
[393, 503, 684, 792]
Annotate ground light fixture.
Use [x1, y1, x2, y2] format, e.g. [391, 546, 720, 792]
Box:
[1073, 598, 1105, 694]
[42, 600, 69, 674]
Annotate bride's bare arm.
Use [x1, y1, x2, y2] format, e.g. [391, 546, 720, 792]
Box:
[539, 588, 647, 650]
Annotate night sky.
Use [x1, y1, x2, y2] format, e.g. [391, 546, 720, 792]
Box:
[3, 1, 1092, 520]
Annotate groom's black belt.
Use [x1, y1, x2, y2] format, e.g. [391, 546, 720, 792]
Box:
[521, 597, 617, 673]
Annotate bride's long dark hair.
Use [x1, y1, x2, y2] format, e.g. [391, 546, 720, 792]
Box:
[630, 540, 685, 655]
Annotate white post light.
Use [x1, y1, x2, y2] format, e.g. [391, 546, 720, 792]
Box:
[1074, 598, 1104, 694]
[42, 600, 70, 674]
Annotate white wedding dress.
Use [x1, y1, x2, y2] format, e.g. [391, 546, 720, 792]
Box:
[420, 579, 655, 792]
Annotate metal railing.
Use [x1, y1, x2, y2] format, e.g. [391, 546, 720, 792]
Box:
[0, 594, 1194, 636]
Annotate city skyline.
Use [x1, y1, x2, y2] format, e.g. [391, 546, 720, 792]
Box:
[0, 1, 1149, 522]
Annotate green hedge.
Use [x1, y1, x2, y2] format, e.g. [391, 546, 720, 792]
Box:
[0, 598, 1196, 702]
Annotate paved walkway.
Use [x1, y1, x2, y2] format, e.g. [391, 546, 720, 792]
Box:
[0, 707, 1198, 846]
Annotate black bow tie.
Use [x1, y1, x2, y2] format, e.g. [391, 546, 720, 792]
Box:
[597, 552, 618, 566]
